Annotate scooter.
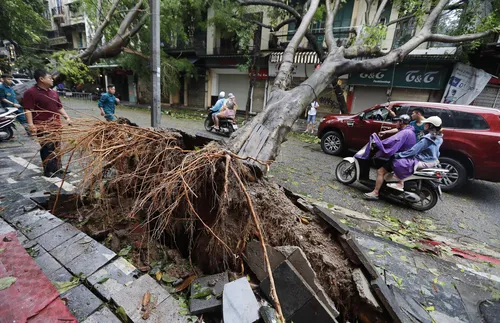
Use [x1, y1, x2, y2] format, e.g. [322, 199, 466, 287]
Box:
[335, 144, 447, 211]
[0, 107, 18, 141]
[204, 110, 238, 137]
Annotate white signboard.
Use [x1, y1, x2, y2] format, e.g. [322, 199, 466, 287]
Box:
[441, 63, 491, 105]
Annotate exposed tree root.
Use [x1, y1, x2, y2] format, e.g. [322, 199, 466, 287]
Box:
[41, 119, 386, 321]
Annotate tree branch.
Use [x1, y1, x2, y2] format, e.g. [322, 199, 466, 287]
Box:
[423, 0, 450, 31]
[124, 13, 149, 39]
[238, 0, 302, 20]
[123, 47, 149, 59]
[248, 17, 296, 32]
[387, 0, 467, 26]
[364, 0, 375, 25]
[371, 0, 389, 25]
[428, 30, 494, 43]
[117, 0, 144, 36]
[273, 0, 320, 90]
[325, 0, 341, 52]
[79, 0, 121, 60]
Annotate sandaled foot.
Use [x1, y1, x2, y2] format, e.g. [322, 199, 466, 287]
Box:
[363, 192, 379, 200]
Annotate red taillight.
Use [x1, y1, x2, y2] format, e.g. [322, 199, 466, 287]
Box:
[436, 172, 442, 178]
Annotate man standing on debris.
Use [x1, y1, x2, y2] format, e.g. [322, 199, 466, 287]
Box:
[98, 84, 120, 121]
[23, 69, 72, 177]
[0, 74, 30, 134]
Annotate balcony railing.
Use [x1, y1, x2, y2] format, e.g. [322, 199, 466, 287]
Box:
[51, 6, 64, 17]
[269, 29, 352, 50]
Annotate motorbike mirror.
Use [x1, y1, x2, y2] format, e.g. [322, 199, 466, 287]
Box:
[358, 112, 365, 120]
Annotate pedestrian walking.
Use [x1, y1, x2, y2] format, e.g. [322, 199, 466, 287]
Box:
[23, 69, 72, 178]
[0, 74, 30, 134]
[98, 84, 120, 121]
[305, 100, 319, 134]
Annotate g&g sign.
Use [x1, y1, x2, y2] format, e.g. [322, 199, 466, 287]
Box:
[350, 64, 450, 90]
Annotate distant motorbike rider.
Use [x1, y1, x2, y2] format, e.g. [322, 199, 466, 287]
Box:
[0, 74, 30, 134]
[359, 114, 416, 200]
[214, 99, 237, 130]
[211, 91, 226, 119]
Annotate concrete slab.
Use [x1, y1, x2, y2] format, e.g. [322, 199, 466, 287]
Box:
[47, 266, 74, 289]
[82, 306, 122, 323]
[223, 277, 260, 323]
[371, 277, 405, 323]
[62, 284, 103, 322]
[65, 240, 116, 276]
[352, 268, 382, 312]
[260, 260, 315, 319]
[190, 272, 228, 315]
[35, 222, 81, 251]
[33, 249, 63, 277]
[0, 218, 15, 235]
[154, 295, 190, 323]
[289, 295, 338, 323]
[11, 209, 51, 229]
[49, 232, 92, 265]
[87, 257, 138, 301]
[244, 240, 285, 281]
[112, 274, 171, 322]
[21, 214, 64, 239]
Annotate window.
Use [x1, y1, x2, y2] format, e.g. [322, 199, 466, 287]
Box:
[453, 111, 489, 130]
[333, 0, 354, 39]
[426, 108, 455, 128]
[287, 22, 296, 41]
[363, 107, 390, 121]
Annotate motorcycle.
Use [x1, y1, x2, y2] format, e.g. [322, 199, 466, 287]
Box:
[0, 107, 18, 142]
[335, 144, 447, 211]
[204, 110, 238, 136]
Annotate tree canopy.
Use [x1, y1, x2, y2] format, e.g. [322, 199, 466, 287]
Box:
[0, 0, 49, 45]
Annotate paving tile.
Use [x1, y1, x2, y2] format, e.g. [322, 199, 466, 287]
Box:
[112, 274, 171, 323]
[83, 306, 122, 323]
[21, 215, 64, 239]
[87, 257, 138, 301]
[0, 218, 15, 235]
[154, 295, 189, 323]
[12, 209, 53, 229]
[33, 249, 63, 277]
[223, 277, 260, 323]
[47, 266, 75, 291]
[260, 260, 315, 319]
[289, 295, 338, 323]
[190, 272, 228, 315]
[49, 232, 91, 265]
[62, 284, 103, 322]
[35, 222, 81, 251]
[244, 240, 285, 281]
[1, 198, 38, 222]
[65, 241, 116, 276]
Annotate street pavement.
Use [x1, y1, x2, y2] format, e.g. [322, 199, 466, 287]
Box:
[62, 98, 500, 252]
[0, 97, 499, 322]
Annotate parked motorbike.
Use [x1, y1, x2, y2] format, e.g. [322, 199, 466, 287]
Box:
[335, 144, 447, 211]
[0, 107, 18, 141]
[204, 110, 238, 136]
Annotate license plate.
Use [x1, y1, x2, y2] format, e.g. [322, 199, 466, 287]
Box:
[233, 124, 238, 130]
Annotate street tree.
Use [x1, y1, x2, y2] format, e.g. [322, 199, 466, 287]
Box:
[225, 0, 499, 171]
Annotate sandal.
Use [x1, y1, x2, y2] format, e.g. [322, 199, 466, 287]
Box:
[363, 192, 379, 200]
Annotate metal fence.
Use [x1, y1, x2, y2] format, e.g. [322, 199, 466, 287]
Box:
[57, 91, 94, 101]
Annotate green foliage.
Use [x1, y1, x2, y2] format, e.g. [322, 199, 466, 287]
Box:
[360, 24, 388, 47]
[47, 51, 94, 86]
[13, 48, 50, 75]
[0, 0, 49, 45]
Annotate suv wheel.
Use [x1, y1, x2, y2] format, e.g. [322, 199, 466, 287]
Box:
[321, 131, 345, 155]
[438, 157, 468, 192]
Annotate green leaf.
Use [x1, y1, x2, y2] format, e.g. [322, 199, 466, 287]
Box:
[458, 222, 466, 229]
[162, 274, 177, 283]
[400, 255, 408, 262]
[118, 245, 132, 257]
[116, 306, 128, 321]
[0, 277, 16, 290]
[0, 248, 4, 253]
[191, 287, 212, 299]
[425, 306, 435, 312]
[291, 181, 299, 186]
[97, 277, 110, 284]
[428, 268, 440, 276]
[52, 279, 79, 294]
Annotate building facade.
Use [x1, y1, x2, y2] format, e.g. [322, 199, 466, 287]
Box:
[45, 0, 88, 51]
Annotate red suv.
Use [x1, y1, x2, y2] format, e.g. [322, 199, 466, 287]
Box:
[317, 101, 500, 191]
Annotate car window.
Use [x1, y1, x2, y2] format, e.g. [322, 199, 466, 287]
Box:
[425, 108, 455, 128]
[364, 107, 390, 121]
[453, 111, 489, 130]
[391, 106, 410, 119]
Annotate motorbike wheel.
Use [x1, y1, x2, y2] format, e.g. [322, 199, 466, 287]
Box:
[408, 182, 438, 211]
[0, 126, 14, 142]
[204, 118, 213, 132]
[335, 160, 357, 185]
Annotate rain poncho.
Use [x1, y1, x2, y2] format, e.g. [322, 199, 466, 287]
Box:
[355, 126, 416, 161]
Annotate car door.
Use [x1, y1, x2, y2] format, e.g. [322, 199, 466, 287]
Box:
[348, 106, 392, 148]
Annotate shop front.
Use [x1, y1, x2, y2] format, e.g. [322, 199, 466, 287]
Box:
[348, 63, 452, 114]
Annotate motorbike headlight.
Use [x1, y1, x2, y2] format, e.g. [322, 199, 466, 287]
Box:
[320, 118, 326, 123]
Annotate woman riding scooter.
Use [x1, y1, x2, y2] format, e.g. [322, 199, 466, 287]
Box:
[364, 116, 443, 198]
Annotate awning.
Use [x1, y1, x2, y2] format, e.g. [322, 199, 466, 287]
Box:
[269, 51, 320, 64]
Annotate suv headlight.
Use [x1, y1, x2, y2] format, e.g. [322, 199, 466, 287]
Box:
[320, 117, 326, 123]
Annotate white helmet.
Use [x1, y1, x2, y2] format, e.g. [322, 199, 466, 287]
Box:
[219, 91, 226, 98]
[422, 116, 442, 127]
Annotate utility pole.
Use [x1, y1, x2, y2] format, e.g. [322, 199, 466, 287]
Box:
[150, 0, 161, 127]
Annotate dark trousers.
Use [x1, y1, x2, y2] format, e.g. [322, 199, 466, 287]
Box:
[38, 133, 61, 176]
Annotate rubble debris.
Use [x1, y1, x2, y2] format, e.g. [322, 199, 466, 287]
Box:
[222, 277, 260, 323]
[189, 272, 228, 315]
[352, 268, 382, 312]
[260, 260, 337, 322]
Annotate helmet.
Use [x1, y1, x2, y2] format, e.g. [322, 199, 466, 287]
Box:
[394, 114, 411, 124]
[422, 116, 442, 127]
[219, 91, 226, 98]
[228, 93, 235, 99]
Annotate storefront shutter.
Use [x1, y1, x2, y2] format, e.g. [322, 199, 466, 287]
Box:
[473, 85, 500, 108]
